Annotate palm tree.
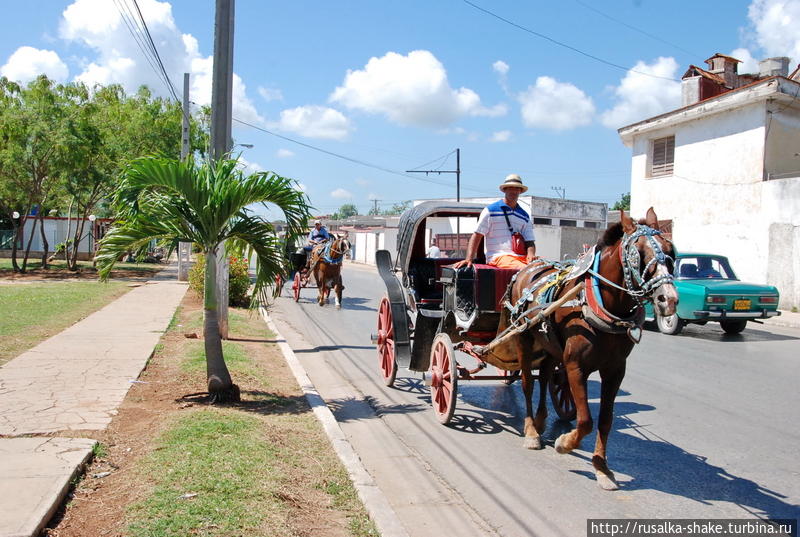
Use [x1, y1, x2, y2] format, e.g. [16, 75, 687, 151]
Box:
[96, 156, 310, 402]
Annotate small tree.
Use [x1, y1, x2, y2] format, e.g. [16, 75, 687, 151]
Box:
[611, 192, 630, 211]
[335, 203, 358, 220]
[96, 156, 310, 402]
[383, 200, 411, 215]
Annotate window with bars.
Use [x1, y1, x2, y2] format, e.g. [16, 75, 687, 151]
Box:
[650, 136, 675, 177]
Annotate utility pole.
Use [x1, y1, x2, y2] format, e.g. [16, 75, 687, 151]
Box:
[406, 148, 462, 254]
[211, 0, 235, 339]
[372, 199, 380, 214]
[551, 186, 566, 199]
[178, 72, 192, 281]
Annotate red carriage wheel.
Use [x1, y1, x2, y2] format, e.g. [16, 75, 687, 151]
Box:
[292, 271, 302, 302]
[429, 333, 458, 425]
[377, 297, 397, 386]
[549, 366, 576, 421]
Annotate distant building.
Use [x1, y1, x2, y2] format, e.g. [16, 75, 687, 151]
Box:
[618, 53, 800, 308]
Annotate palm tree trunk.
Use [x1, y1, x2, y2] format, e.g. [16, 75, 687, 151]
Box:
[204, 247, 239, 402]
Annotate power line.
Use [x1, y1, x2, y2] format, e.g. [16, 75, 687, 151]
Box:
[571, 0, 700, 59]
[130, 0, 181, 102]
[462, 0, 680, 82]
[232, 117, 489, 193]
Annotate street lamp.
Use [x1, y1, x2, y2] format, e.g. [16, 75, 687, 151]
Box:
[12, 211, 19, 219]
[235, 143, 254, 149]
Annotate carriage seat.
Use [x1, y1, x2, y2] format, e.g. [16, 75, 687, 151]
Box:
[472, 264, 519, 311]
[409, 258, 463, 305]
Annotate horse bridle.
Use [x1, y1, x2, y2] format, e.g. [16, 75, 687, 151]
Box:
[329, 238, 349, 259]
[618, 224, 674, 305]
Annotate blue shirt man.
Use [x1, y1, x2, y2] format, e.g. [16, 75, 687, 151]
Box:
[306, 220, 330, 250]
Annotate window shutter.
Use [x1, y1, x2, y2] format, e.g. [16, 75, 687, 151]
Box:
[651, 136, 675, 176]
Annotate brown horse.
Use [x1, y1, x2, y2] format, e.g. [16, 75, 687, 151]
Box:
[495, 208, 677, 490]
[309, 234, 350, 308]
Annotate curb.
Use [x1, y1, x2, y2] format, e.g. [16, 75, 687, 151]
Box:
[259, 307, 409, 537]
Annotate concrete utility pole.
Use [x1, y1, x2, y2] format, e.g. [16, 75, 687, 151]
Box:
[211, 0, 235, 339]
[178, 72, 192, 281]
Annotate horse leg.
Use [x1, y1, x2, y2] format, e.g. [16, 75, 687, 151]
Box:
[533, 354, 553, 436]
[593, 364, 626, 491]
[520, 365, 543, 450]
[554, 356, 592, 454]
[334, 274, 343, 309]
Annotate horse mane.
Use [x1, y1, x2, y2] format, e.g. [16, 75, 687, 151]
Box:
[596, 218, 651, 249]
[597, 222, 623, 249]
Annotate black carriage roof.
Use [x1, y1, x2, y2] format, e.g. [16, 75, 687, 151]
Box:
[395, 200, 485, 272]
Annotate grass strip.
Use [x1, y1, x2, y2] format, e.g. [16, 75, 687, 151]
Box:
[0, 281, 130, 364]
[0, 258, 162, 274]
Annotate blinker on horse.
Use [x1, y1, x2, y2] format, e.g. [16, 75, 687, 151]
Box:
[501, 207, 677, 490]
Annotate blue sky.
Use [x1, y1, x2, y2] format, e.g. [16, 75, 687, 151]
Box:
[2, 0, 798, 215]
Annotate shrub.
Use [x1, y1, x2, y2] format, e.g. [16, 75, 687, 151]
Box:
[189, 253, 251, 307]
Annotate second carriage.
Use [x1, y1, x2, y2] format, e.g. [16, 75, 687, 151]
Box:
[374, 201, 576, 424]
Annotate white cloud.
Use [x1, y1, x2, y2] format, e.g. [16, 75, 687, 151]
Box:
[600, 57, 681, 129]
[258, 86, 283, 102]
[330, 50, 506, 128]
[59, 0, 262, 123]
[330, 188, 352, 199]
[276, 148, 295, 158]
[747, 0, 800, 63]
[493, 60, 509, 76]
[1, 46, 69, 83]
[237, 157, 263, 175]
[490, 130, 512, 142]
[367, 193, 379, 200]
[519, 76, 595, 131]
[274, 105, 351, 140]
[355, 178, 370, 187]
[731, 48, 760, 75]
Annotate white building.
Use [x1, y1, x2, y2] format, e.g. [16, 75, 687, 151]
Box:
[618, 54, 800, 309]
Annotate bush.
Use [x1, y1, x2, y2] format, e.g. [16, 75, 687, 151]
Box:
[188, 253, 251, 307]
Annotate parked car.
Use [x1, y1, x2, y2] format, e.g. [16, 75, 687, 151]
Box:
[645, 253, 780, 335]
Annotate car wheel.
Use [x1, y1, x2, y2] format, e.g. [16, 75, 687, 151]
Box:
[720, 319, 747, 334]
[656, 313, 683, 335]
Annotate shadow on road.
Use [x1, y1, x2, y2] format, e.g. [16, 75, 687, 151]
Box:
[293, 344, 375, 353]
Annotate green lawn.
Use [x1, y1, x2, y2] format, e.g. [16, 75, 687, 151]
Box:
[0, 281, 131, 364]
[0, 258, 163, 274]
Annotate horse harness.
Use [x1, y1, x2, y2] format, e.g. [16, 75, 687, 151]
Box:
[503, 224, 674, 344]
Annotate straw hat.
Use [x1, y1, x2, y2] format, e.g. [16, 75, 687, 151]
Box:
[499, 174, 528, 193]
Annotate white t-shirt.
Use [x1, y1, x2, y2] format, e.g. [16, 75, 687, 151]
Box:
[474, 200, 535, 263]
[427, 245, 441, 258]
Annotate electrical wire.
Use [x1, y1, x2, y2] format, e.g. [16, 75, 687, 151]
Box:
[572, 0, 699, 59]
[462, 0, 680, 83]
[131, 0, 181, 102]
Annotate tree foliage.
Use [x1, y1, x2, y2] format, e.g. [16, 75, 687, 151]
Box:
[611, 192, 631, 211]
[0, 75, 207, 271]
[332, 203, 358, 220]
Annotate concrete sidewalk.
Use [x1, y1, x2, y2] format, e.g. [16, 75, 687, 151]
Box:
[0, 265, 186, 537]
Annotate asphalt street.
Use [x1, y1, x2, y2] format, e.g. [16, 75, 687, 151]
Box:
[268, 261, 800, 537]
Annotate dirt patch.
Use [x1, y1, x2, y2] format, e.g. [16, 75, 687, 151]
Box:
[46, 292, 370, 537]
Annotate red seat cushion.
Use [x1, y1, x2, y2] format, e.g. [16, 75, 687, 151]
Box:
[472, 264, 518, 311]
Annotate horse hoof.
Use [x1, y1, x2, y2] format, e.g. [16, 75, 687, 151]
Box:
[596, 471, 619, 491]
[336, 304, 341, 310]
[554, 434, 571, 454]
[523, 436, 543, 450]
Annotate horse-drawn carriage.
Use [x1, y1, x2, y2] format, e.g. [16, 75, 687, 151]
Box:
[374, 201, 577, 422]
[375, 201, 679, 489]
[288, 234, 350, 307]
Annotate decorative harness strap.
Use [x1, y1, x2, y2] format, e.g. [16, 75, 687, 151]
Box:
[321, 240, 344, 265]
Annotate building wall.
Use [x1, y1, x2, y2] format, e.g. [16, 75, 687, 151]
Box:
[628, 99, 800, 308]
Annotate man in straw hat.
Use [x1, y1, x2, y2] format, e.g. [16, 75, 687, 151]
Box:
[453, 174, 536, 270]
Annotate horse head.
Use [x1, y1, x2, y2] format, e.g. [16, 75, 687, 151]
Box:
[620, 207, 678, 317]
[329, 233, 350, 261]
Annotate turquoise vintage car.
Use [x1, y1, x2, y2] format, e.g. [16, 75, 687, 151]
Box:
[645, 253, 781, 335]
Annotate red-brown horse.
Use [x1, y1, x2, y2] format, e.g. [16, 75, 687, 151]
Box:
[309, 234, 350, 308]
[497, 208, 677, 490]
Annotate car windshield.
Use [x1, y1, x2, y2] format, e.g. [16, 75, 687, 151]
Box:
[675, 256, 737, 280]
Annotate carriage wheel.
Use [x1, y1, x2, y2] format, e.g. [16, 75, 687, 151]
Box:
[549, 366, 576, 421]
[429, 333, 458, 425]
[275, 273, 284, 291]
[377, 297, 397, 387]
[292, 271, 302, 302]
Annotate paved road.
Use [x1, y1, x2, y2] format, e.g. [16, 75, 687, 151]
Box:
[269, 262, 800, 537]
